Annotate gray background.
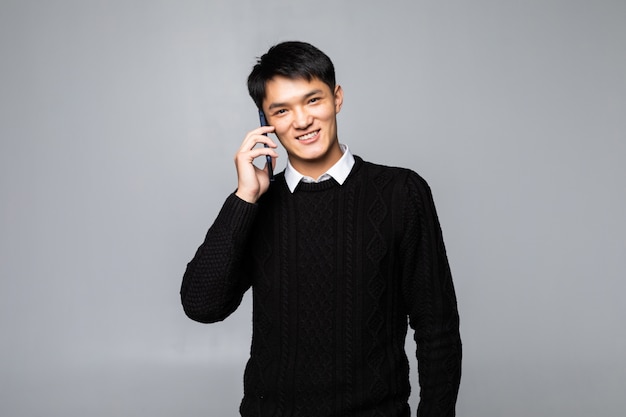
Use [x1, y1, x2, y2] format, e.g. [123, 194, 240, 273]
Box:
[1, 0, 625, 416]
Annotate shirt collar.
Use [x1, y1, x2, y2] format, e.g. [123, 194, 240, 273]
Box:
[284, 144, 355, 193]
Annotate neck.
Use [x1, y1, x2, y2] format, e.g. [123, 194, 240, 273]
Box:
[289, 143, 343, 179]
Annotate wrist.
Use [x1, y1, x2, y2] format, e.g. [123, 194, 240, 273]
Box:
[235, 189, 259, 204]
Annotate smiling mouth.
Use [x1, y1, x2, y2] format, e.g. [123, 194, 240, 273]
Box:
[296, 130, 319, 141]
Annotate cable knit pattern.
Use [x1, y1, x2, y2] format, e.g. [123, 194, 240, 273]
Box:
[181, 156, 461, 417]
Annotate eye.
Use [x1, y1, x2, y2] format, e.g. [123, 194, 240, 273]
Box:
[309, 97, 320, 104]
[273, 109, 287, 116]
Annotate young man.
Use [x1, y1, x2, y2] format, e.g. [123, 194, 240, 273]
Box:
[181, 41, 461, 417]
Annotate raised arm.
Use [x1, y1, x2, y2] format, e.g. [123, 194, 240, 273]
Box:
[181, 126, 278, 322]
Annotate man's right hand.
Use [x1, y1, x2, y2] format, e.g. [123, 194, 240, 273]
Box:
[234, 125, 278, 204]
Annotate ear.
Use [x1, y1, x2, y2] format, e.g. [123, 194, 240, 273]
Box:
[334, 85, 344, 113]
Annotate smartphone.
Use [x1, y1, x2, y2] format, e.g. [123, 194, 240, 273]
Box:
[258, 109, 274, 182]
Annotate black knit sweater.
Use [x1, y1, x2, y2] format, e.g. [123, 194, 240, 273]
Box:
[181, 156, 461, 417]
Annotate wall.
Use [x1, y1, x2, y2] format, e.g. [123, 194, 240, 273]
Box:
[1, 1, 625, 415]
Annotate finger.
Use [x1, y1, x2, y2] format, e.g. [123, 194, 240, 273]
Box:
[241, 125, 275, 144]
[239, 134, 277, 153]
[242, 125, 275, 143]
[236, 147, 278, 164]
[254, 125, 275, 136]
[244, 137, 278, 153]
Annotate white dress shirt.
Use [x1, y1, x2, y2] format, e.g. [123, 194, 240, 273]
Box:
[284, 144, 355, 193]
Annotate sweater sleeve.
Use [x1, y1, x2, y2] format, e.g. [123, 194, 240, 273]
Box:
[400, 172, 462, 417]
[180, 193, 258, 323]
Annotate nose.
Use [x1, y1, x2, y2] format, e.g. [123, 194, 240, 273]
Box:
[292, 107, 312, 129]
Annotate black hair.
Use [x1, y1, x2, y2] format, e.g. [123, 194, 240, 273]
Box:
[247, 41, 336, 110]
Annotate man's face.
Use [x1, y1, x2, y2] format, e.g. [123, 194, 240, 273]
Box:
[262, 76, 344, 178]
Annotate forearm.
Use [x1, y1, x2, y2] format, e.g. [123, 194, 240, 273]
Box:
[412, 249, 461, 416]
[180, 193, 257, 323]
[415, 309, 462, 416]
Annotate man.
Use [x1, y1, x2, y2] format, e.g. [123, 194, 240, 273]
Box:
[181, 41, 461, 417]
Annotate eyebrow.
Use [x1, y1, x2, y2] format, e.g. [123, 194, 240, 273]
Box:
[267, 89, 324, 110]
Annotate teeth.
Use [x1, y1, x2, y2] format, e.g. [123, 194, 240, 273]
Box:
[297, 130, 318, 140]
